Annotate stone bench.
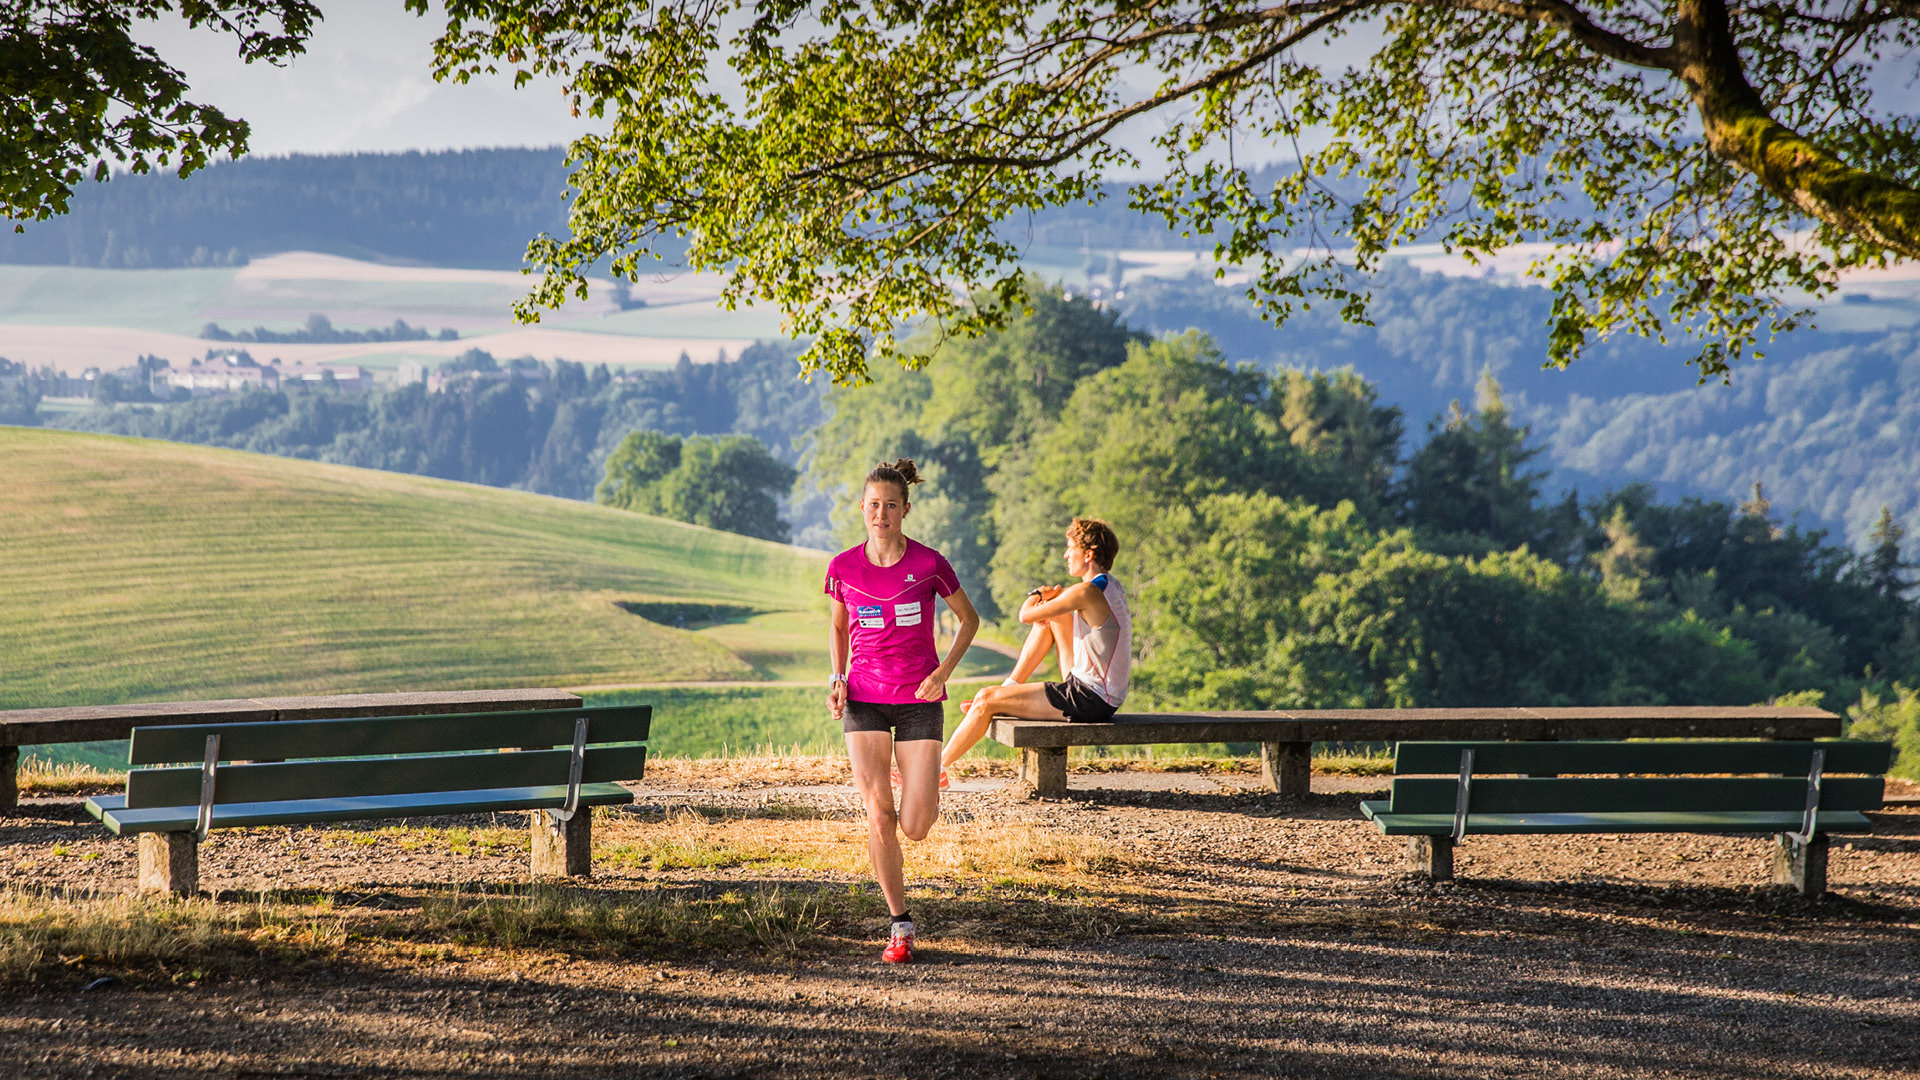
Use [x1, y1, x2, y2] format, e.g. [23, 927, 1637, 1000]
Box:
[985, 706, 1843, 797]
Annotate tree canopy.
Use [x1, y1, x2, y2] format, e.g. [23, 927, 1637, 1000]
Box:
[408, 0, 1920, 384]
[2, 1, 317, 227]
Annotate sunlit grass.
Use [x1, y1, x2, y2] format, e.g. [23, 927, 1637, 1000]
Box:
[0, 428, 825, 708]
[0, 889, 348, 985]
[599, 808, 1132, 888]
[15, 756, 124, 796]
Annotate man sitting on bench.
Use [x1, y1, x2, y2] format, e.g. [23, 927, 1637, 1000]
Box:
[941, 518, 1132, 772]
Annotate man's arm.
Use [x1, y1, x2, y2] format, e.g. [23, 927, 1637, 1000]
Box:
[1019, 581, 1113, 628]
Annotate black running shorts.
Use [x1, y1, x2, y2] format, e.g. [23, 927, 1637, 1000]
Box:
[1044, 677, 1118, 723]
[842, 699, 946, 742]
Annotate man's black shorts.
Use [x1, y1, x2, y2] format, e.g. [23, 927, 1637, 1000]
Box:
[842, 699, 946, 741]
[1044, 677, 1117, 723]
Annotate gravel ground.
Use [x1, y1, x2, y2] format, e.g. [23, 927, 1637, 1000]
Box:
[3, 766, 1917, 1079]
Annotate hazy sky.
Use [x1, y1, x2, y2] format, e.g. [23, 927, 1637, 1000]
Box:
[140, 2, 601, 155]
[137, 0, 1272, 167]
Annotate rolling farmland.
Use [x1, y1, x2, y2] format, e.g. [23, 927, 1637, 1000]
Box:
[0, 427, 827, 710]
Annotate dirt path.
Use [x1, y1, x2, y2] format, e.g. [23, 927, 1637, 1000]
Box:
[3, 766, 1917, 1079]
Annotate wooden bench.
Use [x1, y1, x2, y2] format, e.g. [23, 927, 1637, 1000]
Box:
[1361, 739, 1892, 896]
[0, 689, 582, 811]
[986, 706, 1842, 796]
[83, 703, 650, 894]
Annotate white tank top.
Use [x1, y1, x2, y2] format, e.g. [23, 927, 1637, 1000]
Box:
[1068, 574, 1131, 707]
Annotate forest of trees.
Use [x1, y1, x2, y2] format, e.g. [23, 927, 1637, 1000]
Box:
[796, 287, 1920, 763]
[45, 344, 825, 512]
[13, 280, 1920, 770]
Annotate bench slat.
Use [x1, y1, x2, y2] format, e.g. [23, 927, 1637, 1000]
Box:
[1391, 740, 1891, 776]
[125, 745, 648, 809]
[1359, 804, 1877, 836]
[1383, 775, 1883, 815]
[86, 783, 634, 835]
[127, 704, 651, 765]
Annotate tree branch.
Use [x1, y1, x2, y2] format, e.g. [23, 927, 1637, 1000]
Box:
[1674, 0, 1920, 259]
[1430, 0, 1677, 69]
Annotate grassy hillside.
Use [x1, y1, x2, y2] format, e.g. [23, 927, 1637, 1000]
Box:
[0, 428, 827, 709]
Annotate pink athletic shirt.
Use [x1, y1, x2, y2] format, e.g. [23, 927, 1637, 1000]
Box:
[825, 539, 960, 704]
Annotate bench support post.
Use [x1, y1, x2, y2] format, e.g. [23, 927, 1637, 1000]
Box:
[1406, 835, 1454, 880]
[1261, 741, 1311, 798]
[1018, 747, 1068, 796]
[532, 809, 593, 878]
[138, 832, 199, 895]
[0, 745, 16, 811]
[1773, 833, 1829, 897]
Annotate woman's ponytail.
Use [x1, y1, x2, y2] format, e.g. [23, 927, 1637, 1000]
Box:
[865, 458, 923, 501]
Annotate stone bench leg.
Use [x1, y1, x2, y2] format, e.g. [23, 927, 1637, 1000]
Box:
[139, 832, 199, 895]
[1773, 833, 1829, 897]
[1261, 741, 1311, 797]
[1406, 836, 1454, 880]
[532, 809, 593, 878]
[1017, 747, 1067, 796]
[0, 745, 16, 811]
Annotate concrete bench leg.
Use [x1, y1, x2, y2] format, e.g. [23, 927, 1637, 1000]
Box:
[0, 745, 16, 811]
[1773, 834, 1829, 897]
[138, 832, 199, 895]
[1018, 747, 1067, 796]
[1261, 741, 1311, 797]
[1406, 836, 1454, 880]
[532, 809, 593, 878]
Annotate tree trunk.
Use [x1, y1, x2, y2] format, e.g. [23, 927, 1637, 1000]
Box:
[1675, 0, 1920, 260]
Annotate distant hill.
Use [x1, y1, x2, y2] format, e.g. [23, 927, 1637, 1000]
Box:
[0, 147, 1213, 271]
[0, 149, 577, 269]
[0, 427, 826, 709]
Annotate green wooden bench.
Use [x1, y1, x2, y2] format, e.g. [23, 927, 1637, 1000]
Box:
[84, 703, 650, 894]
[1361, 740, 1892, 897]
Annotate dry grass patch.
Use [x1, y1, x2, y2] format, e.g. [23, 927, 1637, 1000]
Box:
[15, 756, 125, 797]
[643, 752, 853, 790]
[601, 809, 1132, 888]
[411, 883, 832, 958]
[1315, 748, 1395, 776]
[0, 888, 347, 986]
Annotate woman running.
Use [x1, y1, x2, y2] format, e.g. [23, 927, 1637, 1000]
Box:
[940, 518, 1130, 771]
[825, 459, 979, 964]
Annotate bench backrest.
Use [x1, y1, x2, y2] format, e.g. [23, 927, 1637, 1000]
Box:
[1392, 740, 1892, 776]
[122, 704, 650, 810]
[1386, 740, 1889, 816]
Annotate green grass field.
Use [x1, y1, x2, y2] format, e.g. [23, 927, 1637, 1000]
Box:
[0, 427, 830, 709]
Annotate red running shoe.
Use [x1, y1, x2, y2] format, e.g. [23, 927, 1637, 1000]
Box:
[939, 769, 951, 790]
[882, 927, 915, 964]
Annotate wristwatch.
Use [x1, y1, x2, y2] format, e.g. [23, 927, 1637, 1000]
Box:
[828, 672, 848, 687]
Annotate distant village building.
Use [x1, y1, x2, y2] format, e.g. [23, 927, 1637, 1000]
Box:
[150, 354, 373, 397]
[425, 366, 544, 394]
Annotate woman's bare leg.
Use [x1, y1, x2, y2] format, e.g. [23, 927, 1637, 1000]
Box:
[847, 731, 910, 916]
[894, 738, 942, 842]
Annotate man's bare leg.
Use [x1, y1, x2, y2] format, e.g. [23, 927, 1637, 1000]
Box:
[943, 615, 1076, 768]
